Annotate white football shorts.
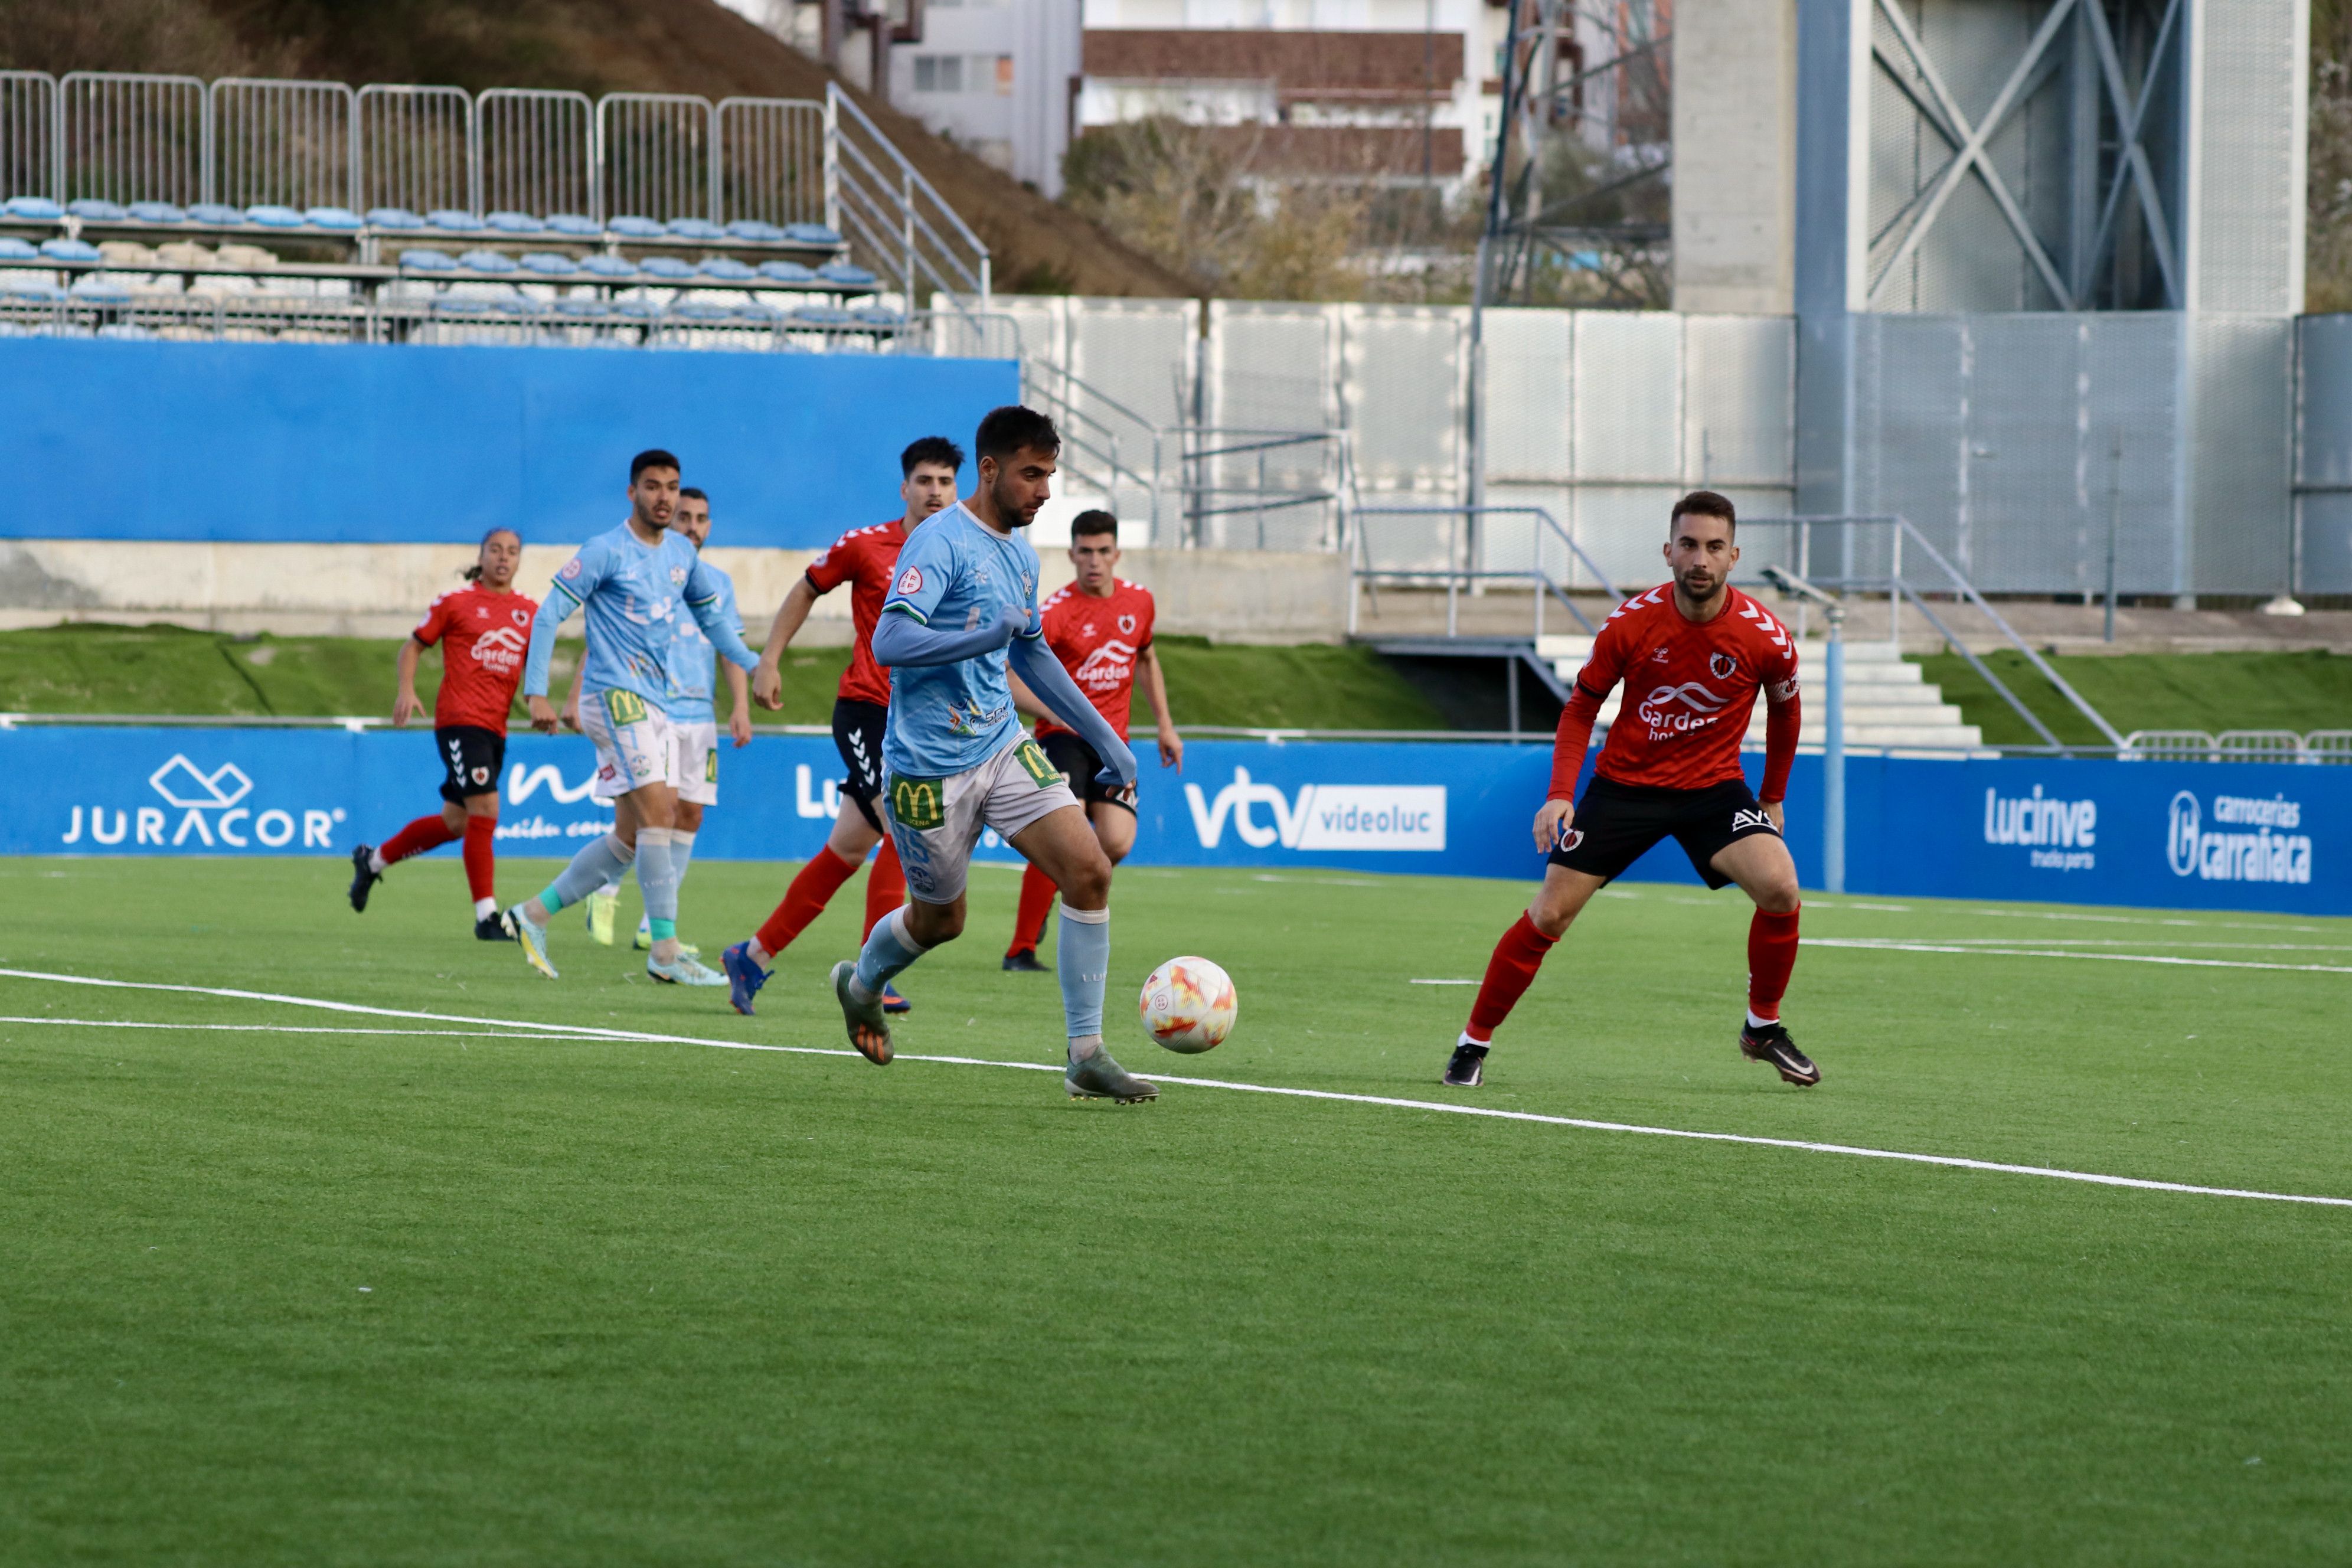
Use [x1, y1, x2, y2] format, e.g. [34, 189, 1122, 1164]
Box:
[579, 688, 675, 802]
[883, 733, 1080, 905]
[670, 718, 720, 806]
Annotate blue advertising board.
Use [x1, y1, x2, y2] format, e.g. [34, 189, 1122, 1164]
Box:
[4, 727, 2348, 917]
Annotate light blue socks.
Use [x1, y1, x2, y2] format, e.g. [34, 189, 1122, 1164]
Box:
[852, 906, 929, 997]
[538, 832, 634, 915]
[1057, 906, 1110, 1040]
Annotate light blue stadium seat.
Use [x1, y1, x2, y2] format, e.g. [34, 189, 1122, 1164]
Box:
[305, 207, 364, 231]
[128, 202, 187, 224]
[366, 207, 426, 230]
[785, 223, 842, 245]
[457, 249, 518, 274]
[400, 249, 460, 272]
[670, 299, 733, 322]
[547, 213, 602, 237]
[70, 275, 133, 303]
[0, 237, 37, 260]
[68, 198, 130, 222]
[698, 257, 755, 281]
[3, 196, 64, 221]
[432, 294, 494, 315]
[485, 211, 545, 234]
[640, 256, 695, 281]
[580, 254, 635, 279]
[520, 252, 579, 277]
[245, 205, 305, 228]
[816, 261, 876, 286]
[97, 322, 153, 340]
[554, 296, 609, 319]
[615, 296, 662, 319]
[733, 298, 786, 322]
[667, 217, 725, 241]
[1, 277, 65, 299]
[793, 305, 855, 326]
[852, 307, 906, 326]
[425, 209, 484, 232]
[726, 219, 788, 243]
[188, 203, 244, 226]
[501, 290, 550, 316]
[40, 237, 101, 264]
[607, 215, 664, 239]
[758, 260, 817, 284]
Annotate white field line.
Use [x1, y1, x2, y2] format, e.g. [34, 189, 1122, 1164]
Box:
[5, 969, 2348, 1211]
[1870, 939, 2352, 952]
[1804, 940, 2352, 976]
[0, 1016, 626, 1042]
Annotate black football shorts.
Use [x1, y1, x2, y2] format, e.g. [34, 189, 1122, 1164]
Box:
[1038, 730, 1136, 812]
[436, 724, 506, 804]
[1548, 775, 1781, 890]
[831, 698, 890, 832]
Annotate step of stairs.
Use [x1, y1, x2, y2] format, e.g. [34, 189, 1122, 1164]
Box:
[1531, 636, 1982, 750]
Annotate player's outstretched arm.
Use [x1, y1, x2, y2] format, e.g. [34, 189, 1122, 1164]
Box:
[752, 578, 821, 709]
[1010, 635, 1138, 788]
[724, 661, 753, 747]
[1005, 670, 1053, 724]
[684, 564, 759, 672]
[521, 580, 584, 733]
[392, 637, 427, 728]
[868, 605, 1022, 668]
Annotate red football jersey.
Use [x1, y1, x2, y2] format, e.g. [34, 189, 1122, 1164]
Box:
[414, 585, 538, 733]
[1573, 584, 1799, 792]
[805, 518, 909, 707]
[1033, 579, 1156, 739]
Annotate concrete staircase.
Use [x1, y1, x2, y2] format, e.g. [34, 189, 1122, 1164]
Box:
[1533, 635, 1984, 750]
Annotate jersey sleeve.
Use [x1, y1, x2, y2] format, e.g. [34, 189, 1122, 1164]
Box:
[879, 525, 954, 625]
[1764, 623, 1801, 704]
[1010, 537, 1045, 641]
[413, 594, 451, 647]
[803, 529, 860, 594]
[1573, 611, 1632, 699]
[545, 539, 607, 614]
[1135, 587, 1156, 651]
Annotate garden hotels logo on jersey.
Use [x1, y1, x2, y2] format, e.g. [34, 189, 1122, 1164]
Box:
[58, 752, 344, 850]
[1982, 783, 2098, 870]
[2168, 789, 2312, 884]
[1185, 767, 1445, 852]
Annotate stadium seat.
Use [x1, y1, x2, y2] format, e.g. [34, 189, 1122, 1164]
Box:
[67, 198, 130, 222]
[97, 323, 153, 339]
[69, 275, 133, 303]
[0, 237, 36, 260]
[670, 299, 733, 322]
[97, 241, 159, 267]
[214, 243, 277, 270]
[305, 207, 364, 231]
[40, 237, 100, 264]
[432, 295, 494, 315]
[615, 296, 662, 319]
[1, 276, 64, 299]
[793, 304, 855, 325]
[128, 202, 187, 224]
[3, 196, 64, 221]
[554, 295, 609, 318]
[155, 241, 215, 269]
[640, 256, 695, 281]
[667, 217, 726, 241]
[520, 252, 579, 277]
[698, 257, 756, 281]
[580, 254, 636, 279]
[607, 215, 665, 239]
[852, 306, 906, 325]
[244, 205, 306, 228]
[758, 260, 818, 284]
[187, 203, 245, 226]
[365, 207, 426, 230]
[547, 213, 602, 237]
[726, 219, 788, 243]
[816, 262, 876, 286]
[457, 249, 519, 274]
[785, 223, 842, 245]
[485, 211, 545, 234]
[425, 209, 484, 232]
[399, 249, 461, 273]
[733, 298, 790, 322]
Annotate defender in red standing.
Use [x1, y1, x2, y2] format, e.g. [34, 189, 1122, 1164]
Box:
[1001, 508, 1183, 970]
[718, 436, 965, 1015]
[348, 527, 537, 940]
[1445, 490, 1819, 1090]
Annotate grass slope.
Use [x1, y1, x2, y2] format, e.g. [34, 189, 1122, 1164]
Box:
[1916, 649, 2352, 746]
[2, 856, 2349, 1564]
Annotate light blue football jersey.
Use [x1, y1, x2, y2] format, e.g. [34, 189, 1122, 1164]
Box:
[663, 563, 739, 724]
[522, 522, 752, 710]
[877, 501, 1044, 778]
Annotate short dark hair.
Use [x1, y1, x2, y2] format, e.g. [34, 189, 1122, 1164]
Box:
[901, 436, 965, 476]
[974, 405, 1059, 464]
[1670, 489, 1737, 535]
[631, 449, 680, 482]
[678, 486, 708, 505]
[1071, 509, 1119, 540]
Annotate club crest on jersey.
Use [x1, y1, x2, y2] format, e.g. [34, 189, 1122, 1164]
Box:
[895, 565, 924, 596]
[1652, 647, 1671, 662]
[511, 608, 529, 626]
[558, 558, 582, 580]
[1710, 652, 1739, 680]
[1118, 613, 1136, 635]
[669, 566, 688, 586]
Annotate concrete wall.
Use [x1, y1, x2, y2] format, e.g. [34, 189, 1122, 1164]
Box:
[1671, 0, 1797, 315]
[0, 542, 1350, 646]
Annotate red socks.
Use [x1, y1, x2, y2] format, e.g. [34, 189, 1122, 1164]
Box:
[461, 815, 498, 903]
[759, 845, 860, 955]
[1746, 907, 1802, 1023]
[1008, 863, 1059, 956]
[1466, 913, 1559, 1044]
[863, 836, 906, 942]
[380, 814, 459, 866]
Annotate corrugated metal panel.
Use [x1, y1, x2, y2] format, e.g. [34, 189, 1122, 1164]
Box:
[1683, 315, 1794, 486]
[2188, 315, 2294, 593]
[1481, 308, 1573, 483]
[1572, 312, 1682, 483]
[1341, 305, 1465, 492]
[2079, 314, 2181, 597]
[2194, 0, 2301, 315]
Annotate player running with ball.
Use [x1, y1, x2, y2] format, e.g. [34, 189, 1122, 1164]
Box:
[1444, 491, 1819, 1090]
[831, 406, 1159, 1103]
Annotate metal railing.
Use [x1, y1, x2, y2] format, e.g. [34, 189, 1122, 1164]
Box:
[475, 87, 594, 220]
[1, 71, 57, 201]
[715, 97, 825, 228]
[210, 79, 351, 211]
[355, 84, 473, 216]
[597, 93, 710, 225]
[824, 83, 988, 315]
[58, 71, 207, 207]
[1348, 504, 1622, 638]
[2121, 729, 2352, 763]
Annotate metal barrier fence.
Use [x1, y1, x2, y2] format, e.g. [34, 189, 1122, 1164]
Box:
[354, 84, 472, 216]
[597, 93, 708, 225]
[475, 87, 593, 221]
[210, 79, 351, 211]
[824, 84, 987, 315]
[2121, 730, 2352, 763]
[0, 71, 56, 202]
[716, 98, 824, 228]
[58, 71, 207, 207]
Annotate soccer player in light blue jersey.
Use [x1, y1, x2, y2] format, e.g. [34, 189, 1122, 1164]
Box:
[831, 405, 1158, 1103]
[505, 449, 757, 984]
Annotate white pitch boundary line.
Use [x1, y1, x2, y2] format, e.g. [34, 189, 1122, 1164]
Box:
[4, 968, 2348, 1211]
[1804, 940, 2352, 976]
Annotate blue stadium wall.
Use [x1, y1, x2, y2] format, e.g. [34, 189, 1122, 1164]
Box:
[7, 728, 2348, 917]
[0, 338, 1019, 547]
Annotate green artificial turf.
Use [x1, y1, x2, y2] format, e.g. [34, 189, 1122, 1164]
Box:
[1916, 649, 2352, 746]
[2, 857, 2348, 1564]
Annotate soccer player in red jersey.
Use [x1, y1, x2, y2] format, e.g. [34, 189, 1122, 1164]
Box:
[1000, 508, 1182, 970]
[1445, 490, 1819, 1090]
[348, 528, 537, 940]
[717, 436, 963, 1016]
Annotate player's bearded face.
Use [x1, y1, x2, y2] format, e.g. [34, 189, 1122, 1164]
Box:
[1667, 520, 1737, 602]
[988, 447, 1056, 527]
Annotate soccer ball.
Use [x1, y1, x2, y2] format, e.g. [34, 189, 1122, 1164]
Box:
[1138, 956, 1237, 1054]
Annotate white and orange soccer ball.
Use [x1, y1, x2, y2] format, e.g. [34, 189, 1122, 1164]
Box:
[1138, 956, 1237, 1054]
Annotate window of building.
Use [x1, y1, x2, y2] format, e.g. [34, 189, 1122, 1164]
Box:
[913, 54, 964, 92]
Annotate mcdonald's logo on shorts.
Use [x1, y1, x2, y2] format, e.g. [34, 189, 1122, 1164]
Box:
[890, 775, 946, 831]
